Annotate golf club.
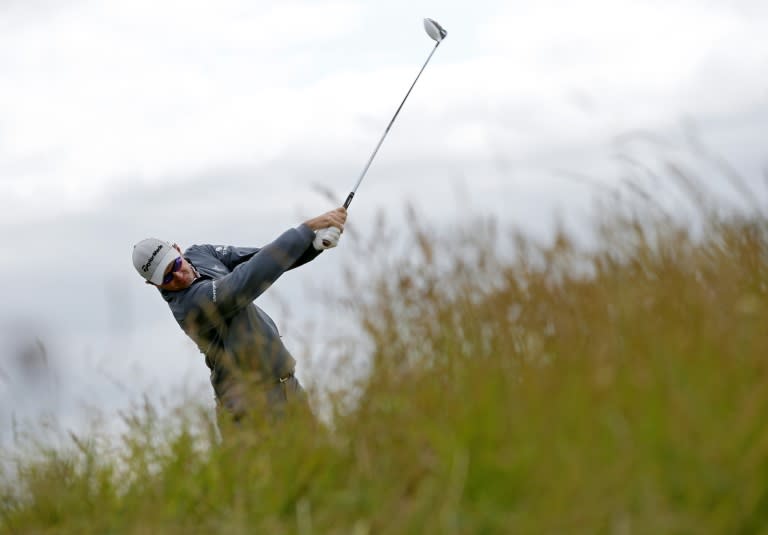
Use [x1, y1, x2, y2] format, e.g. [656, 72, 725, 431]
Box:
[319, 18, 447, 246]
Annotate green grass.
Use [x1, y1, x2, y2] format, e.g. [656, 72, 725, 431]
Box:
[3, 178, 768, 534]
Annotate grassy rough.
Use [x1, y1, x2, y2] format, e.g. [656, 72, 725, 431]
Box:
[2, 188, 768, 534]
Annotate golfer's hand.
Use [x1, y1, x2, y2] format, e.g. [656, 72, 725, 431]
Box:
[305, 207, 347, 250]
[304, 207, 347, 232]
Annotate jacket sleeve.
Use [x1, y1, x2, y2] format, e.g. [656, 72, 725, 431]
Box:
[212, 224, 322, 271]
[215, 246, 260, 270]
[209, 224, 318, 318]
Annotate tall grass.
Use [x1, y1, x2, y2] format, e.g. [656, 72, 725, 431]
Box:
[2, 165, 767, 534]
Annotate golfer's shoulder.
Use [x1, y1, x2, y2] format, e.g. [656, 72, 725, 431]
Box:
[164, 282, 219, 329]
[184, 243, 217, 259]
[168, 279, 215, 316]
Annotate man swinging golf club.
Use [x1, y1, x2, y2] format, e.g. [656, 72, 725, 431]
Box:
[131, 17, 446, 429]
[132, 207, 346, 426]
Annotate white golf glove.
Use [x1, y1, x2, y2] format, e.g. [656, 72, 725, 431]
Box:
[313, 227, 341, 250]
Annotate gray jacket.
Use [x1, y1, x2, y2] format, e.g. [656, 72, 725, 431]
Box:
[160, 224, 321, 404]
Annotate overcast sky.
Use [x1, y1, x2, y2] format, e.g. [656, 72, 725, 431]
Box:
[1, 0, 767, 446]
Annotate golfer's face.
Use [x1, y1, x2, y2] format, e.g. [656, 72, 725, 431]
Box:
[158, 246, 196, 291]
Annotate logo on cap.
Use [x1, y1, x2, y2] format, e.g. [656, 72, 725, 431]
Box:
[142, 245, 163, 272]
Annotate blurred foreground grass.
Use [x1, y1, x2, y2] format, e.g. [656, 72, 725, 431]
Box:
[2, 172, 768, 534]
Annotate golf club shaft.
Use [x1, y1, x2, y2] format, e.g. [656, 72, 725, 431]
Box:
[343, 40, 442, 210]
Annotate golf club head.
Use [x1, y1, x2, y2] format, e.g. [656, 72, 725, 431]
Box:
[424, 18, 447, 42]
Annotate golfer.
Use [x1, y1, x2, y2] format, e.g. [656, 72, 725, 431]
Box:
[131, 207, 347, 426]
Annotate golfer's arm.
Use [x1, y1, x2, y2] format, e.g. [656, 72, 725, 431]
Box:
[219, 246, 259, 269]
[211, 225, 316, 315]
[288, 226, 322, 269]
[218, 226, 320, 271]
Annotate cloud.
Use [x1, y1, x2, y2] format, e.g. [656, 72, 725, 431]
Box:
[3, 0, 766, 229]
[0, 1, 363, 219]
[480, 1, 768, 120]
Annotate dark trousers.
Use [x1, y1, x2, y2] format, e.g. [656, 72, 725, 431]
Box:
[216, 374, 314, 438]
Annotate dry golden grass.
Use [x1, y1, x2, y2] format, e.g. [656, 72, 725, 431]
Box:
[2, 164, 767, 534]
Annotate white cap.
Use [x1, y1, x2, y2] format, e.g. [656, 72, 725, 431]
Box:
[132, 238, 181, 285]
